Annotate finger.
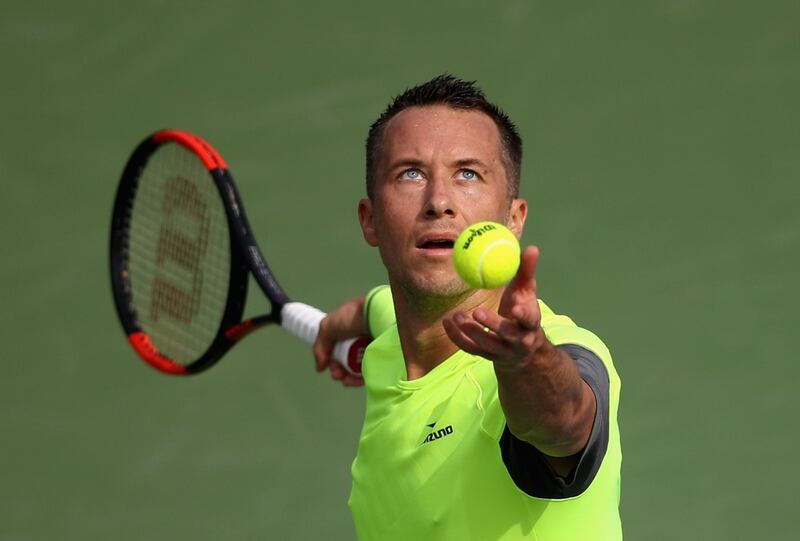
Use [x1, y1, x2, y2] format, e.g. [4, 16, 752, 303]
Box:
[449, 312, 515, 358]
[508, 246, 539, 293]
[511, 301, 541, 330]
[459, 319, 515, 356]
[499, 246, 541, 323]
[330, 362, 346, 381]
[341, 374, 365, 387]
[473, 308, 524, 341]
[313, 319, 335, 372]
[442, 315, 484, 356]
[313, 340, 332, 372]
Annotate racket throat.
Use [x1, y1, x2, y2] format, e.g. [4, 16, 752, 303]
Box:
[225, 315, 273, 341]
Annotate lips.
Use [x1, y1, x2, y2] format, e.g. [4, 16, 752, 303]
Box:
[416, 233, 457, 250]
[420, 239, 454, 249]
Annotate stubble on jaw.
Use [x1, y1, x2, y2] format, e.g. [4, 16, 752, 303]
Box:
[390, 266, 473, 317]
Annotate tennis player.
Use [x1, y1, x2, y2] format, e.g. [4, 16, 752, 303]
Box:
[314, 75, 622, 540]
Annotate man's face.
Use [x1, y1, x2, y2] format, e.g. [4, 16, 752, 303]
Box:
[359, 105, 527, 299]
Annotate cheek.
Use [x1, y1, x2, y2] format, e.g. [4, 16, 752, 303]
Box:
[376, 190, 421, 223]
[457, 187, 509, 220]
[373, 202, 411, 245]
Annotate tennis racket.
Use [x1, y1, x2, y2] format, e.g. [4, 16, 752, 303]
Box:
[109, 129, 368, 376]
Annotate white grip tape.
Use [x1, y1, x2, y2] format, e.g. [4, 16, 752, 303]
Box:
[280, 302, 325, 346]
[280, 302, 361, 374]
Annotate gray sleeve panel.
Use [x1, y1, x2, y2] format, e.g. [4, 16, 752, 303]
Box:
[499, 344, 610, 499]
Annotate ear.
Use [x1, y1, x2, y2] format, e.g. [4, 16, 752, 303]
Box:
[358, 198, 379, 247]
[507, 198, 528, 239]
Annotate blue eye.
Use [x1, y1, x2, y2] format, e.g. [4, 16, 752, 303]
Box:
[401, 168, 422, 180]
[458, 169, 478, 181]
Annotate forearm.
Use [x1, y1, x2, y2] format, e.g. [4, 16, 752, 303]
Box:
[494, 329, 596, 457]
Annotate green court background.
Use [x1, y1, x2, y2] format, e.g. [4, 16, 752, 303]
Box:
[1, 1, 797, 539]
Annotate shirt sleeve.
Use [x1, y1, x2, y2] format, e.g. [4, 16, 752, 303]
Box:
[499, 343, 610, 499]
[363, 285, 396, 338]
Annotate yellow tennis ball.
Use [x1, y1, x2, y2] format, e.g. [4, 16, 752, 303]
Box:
[453, 221, 521, 289]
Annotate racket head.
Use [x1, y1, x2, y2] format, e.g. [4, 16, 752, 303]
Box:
[110, 130, 252, 375]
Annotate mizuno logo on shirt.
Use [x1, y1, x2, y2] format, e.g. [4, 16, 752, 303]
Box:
[421, 421, 454, 445]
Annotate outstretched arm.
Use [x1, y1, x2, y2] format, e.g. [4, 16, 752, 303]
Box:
[442, 247, 596, 464]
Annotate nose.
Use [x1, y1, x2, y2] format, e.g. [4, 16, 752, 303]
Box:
[423, 177, 456, 219]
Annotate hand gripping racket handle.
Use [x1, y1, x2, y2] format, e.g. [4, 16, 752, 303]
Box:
[280, 302, 368, 376]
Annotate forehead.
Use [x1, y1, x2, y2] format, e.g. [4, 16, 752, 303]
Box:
[379, 105, 503, 163]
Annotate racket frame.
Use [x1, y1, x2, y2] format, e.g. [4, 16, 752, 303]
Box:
[110, 130, 288, 375]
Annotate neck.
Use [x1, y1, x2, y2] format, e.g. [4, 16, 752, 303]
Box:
[391, 284, 503, 380]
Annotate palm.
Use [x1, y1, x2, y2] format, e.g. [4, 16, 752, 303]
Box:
[442, 246, 543, 368]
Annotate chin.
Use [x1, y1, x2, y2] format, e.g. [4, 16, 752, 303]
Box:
[400, 273, 471, 300]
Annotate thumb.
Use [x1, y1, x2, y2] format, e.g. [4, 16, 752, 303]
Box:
[313, 319, 335, 372]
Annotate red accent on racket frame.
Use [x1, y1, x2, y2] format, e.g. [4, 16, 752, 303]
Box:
[152, 130, 228, 171]
[224, 320, 258, 341]
[128, 332, 187, 375]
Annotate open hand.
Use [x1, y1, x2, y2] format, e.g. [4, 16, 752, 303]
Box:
[443, 246, 543, 369]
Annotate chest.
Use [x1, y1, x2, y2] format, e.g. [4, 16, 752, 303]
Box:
[354, 369, 503, 489]
[349, 368, 521, 539]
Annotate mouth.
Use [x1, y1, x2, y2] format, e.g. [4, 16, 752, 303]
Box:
[419, 239, 455, 249]
[416, 235, 456, 253]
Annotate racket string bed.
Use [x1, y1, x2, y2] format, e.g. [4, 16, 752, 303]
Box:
[127, 143, 230, 364]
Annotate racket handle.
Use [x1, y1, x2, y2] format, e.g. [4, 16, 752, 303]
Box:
[280, 302, 367, 375]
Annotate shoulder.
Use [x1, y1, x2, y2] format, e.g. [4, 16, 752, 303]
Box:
[360, 322, 405, 387]
[539, 299, 619, 386]
[364, 285, 396, 338]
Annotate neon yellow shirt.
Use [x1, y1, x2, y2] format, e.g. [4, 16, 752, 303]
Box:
[349, 286, 622, 540]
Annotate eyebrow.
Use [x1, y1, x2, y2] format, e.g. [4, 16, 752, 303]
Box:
[386, 158, 425, 171]
[450, 158, 490, 172]
[386, 158, 491, 172]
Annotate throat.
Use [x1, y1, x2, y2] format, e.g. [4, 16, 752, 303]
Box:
[393, 288, 502, 380]
[403, 336, 459, 381]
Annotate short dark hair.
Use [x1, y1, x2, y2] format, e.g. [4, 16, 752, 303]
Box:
[365, 74, 523, 200]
